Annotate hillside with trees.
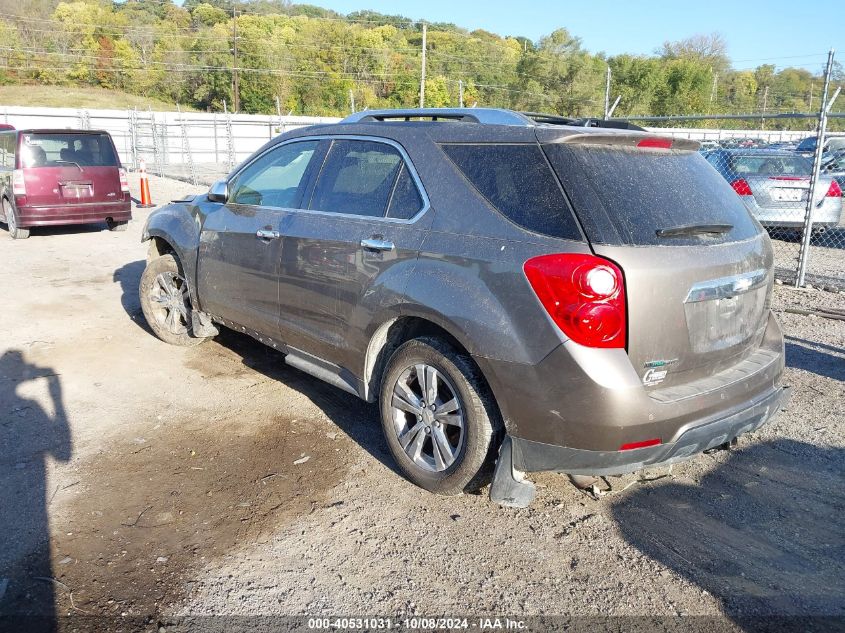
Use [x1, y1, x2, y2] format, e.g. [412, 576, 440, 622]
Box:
[0, 0, 841, 129]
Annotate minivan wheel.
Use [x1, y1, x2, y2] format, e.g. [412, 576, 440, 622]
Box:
[3, 199, 30, 240]
[107, 219, 129, 232]
[139, 253, 210, 347]
[379, 337, 502, 495]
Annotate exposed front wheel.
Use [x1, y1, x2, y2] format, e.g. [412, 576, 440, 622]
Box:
[379, 337, 502, 495]
[3, 199, 29, 240]
[139, 253, 211, 347]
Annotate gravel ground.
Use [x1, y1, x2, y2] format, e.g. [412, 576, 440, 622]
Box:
[0, 174, 842, 632]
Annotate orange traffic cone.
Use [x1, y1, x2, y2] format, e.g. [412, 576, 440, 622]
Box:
[137, 159, 155, 208]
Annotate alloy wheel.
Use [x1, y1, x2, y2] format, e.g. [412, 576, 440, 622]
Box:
[390, 363, 465, 472]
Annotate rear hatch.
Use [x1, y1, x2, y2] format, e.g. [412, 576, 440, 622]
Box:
[19, 132, 122, 207]
[538, 129, 773, 389]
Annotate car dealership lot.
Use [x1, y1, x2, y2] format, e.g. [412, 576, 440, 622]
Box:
[1, 173, 843, 627]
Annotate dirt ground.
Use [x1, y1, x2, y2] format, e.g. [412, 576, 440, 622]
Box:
[0, 173, 843, 632]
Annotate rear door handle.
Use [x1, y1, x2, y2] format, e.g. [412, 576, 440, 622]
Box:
[256, 229, 281, 240]
[360, 238, 395, 252]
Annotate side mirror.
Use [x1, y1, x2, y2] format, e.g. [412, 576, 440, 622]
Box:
[208, 180, 229, 203]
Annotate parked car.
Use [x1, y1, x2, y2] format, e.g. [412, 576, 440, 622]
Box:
[0, 124, 14, 131]
[704, 148, 843, 230]
[795, 135, 845, 158]
[823, 149, 845, 191]
[140, 108, 789, 508]
[0, 129, 131, 239]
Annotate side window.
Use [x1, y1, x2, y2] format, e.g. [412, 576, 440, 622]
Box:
[309, 140, 405, 217]
[386, 163, 424, 220]
[229, 140, 318, 208]
[0, 133, 12, 169]
[441, 143, 582, 241]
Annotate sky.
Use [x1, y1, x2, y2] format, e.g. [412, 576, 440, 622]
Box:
[311, 0, 843, 72]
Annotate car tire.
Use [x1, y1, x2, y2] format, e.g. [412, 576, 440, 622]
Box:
[107, 219, 129, 232]
[3, 199, 30, 240]
[139, 253, 211, 347]
[379, 336, 502, 496]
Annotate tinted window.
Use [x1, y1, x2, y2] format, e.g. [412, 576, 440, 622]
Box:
[230, 141, 317, 208]
[21, 133, 118, 168]
[544, 144, 759, 246]
[440, 143, 582, 241]
[386, 163, 424, 220]
[309, 140, 403, 217]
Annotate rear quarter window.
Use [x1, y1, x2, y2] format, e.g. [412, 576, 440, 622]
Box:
[440, 143, 583, 241]
[544, 144, 760, 246]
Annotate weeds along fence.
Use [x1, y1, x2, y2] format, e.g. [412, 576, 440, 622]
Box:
[0, 105, 339, 185]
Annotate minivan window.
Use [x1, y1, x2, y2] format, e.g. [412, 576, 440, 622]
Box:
[229, 140, 318, 208]
[20, 133, 118, 168]
[309, 140, 404, 217]
[544, 144, 760, 246]
[440, 143, 582, 241]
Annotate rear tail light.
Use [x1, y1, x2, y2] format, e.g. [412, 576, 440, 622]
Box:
[119, 168, 130, 194]
[730, 178, 753, 196]
[12, 169, 25, 197]
[523, 253, 626, 349]
[637, 138, 673, 149]
[826, 180, 842, 197]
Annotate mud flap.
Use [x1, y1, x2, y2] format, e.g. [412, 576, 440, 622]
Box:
[489, 436, 536, 509]
[191, 310, 219, 338]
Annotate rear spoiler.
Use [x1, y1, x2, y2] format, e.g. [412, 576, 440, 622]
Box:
[544, 132, 701, 152]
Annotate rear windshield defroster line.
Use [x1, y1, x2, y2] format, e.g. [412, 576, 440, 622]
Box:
[542, 144, 760, 247]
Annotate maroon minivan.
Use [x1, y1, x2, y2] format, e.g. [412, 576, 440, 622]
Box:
[0, 129, 131, 239]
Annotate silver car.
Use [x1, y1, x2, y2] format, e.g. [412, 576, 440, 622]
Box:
[705, 149, 843, 229]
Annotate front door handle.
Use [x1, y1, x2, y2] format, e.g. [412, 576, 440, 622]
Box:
[360, 238, 395, 252]
[256, 229, 281, 240]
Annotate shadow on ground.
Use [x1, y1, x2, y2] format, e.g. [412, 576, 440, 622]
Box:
[611, 439, 845, 625]
[784, 335, 845, 381]
[191, 328, 398, 476]
[0, 350, 72, 632]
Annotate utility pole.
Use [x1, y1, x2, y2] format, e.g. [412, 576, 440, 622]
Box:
[232, 4, 240, 113]
[710, 73, 719, 105]
[419, 22, 427, 108]
[349, 88, 355, 113]
[809, 82, 815, 111]
[458, 79, 464, 108]
[761, 85, 769, 130]
[603, 66, 611, 119]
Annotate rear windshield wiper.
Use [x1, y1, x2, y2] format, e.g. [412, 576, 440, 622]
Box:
[656, 223, 733, 238]
[55, 159, 84, 171]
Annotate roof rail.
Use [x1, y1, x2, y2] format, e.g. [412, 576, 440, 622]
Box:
[341, 108, 536, 126]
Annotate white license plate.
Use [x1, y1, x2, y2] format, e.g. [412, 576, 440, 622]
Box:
[772, 188, 803, 202]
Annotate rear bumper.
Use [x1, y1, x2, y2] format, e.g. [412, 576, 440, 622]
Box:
[17, 201, 131, 227]
[744, 198, 842, 227]
[511, 384, 790, 476]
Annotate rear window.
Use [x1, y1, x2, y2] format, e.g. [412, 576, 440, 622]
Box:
[730, 154, 811, 176]
[20, 133, 118, 168]
[544, 144, 760, 246]
[440, 143, 582, 241]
